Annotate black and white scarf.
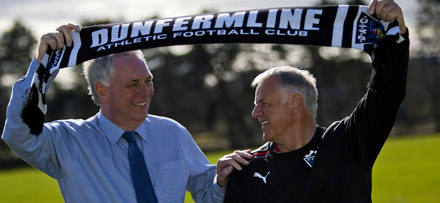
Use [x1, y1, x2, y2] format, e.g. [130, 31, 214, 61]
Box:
[21, 5, 401, 135]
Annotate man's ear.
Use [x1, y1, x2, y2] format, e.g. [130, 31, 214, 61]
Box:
[289, 94, 303, 115]
[96, 82, 109, 103]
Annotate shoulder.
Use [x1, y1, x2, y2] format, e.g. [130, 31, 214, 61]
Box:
[45, 114, 98, 132]
[145, 114, 189, 134]
[146, 114, 184, 127]
[49, 118, 89, 129]
[251, 142, 271, 157]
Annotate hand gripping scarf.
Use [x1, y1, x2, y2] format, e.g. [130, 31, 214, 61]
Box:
[21, 5, 402, 135]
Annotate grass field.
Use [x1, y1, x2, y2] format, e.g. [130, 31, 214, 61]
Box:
[0, 134, 439, 202]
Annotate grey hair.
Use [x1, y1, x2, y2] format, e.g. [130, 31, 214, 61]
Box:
[251, 66, 318, 120]
[83, 50, 147, 105]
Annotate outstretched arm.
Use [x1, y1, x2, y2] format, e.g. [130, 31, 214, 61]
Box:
[337, 0, 409, 169]
[1, 23, 81, 177]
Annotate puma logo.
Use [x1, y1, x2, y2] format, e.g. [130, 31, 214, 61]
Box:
[253, 171, 271, 184]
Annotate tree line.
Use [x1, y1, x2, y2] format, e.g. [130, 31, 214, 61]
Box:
[1, 0, 439, 169]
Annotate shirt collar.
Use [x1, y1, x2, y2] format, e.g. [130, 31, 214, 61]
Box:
[97, 111, 148, 145]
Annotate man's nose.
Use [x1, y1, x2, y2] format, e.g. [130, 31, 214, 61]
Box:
[252, 105, 261, 118]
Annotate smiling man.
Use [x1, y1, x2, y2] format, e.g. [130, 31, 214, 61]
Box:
[223, 0, 410, 202]
[91, 51, 155, 131]
[2, 24, 228, 203]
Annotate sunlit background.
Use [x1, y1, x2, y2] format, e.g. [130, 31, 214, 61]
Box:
[1, 0, 439, 202]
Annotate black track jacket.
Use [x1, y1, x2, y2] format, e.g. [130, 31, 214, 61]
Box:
[224, 31, 410, 203]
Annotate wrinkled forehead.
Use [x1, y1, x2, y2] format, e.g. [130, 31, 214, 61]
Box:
[255, 77, 280, 98]
[113, 55, 152, 79]
[255, 76, 293, 102]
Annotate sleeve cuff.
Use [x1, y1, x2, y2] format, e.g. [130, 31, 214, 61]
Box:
[396, 27, 409, 44]
[213, 178, 226, 200]
[26, 58, 40, 77]
[22, 58, 41, 89]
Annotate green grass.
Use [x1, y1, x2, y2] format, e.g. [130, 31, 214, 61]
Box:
[1, 135, 439, 202]
[0, 167, 62, 202]
[372, 134, 440, 202]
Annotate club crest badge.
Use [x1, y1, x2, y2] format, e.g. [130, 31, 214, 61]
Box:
[356, 12, 385, 45]
[303, 149, 318, 168]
